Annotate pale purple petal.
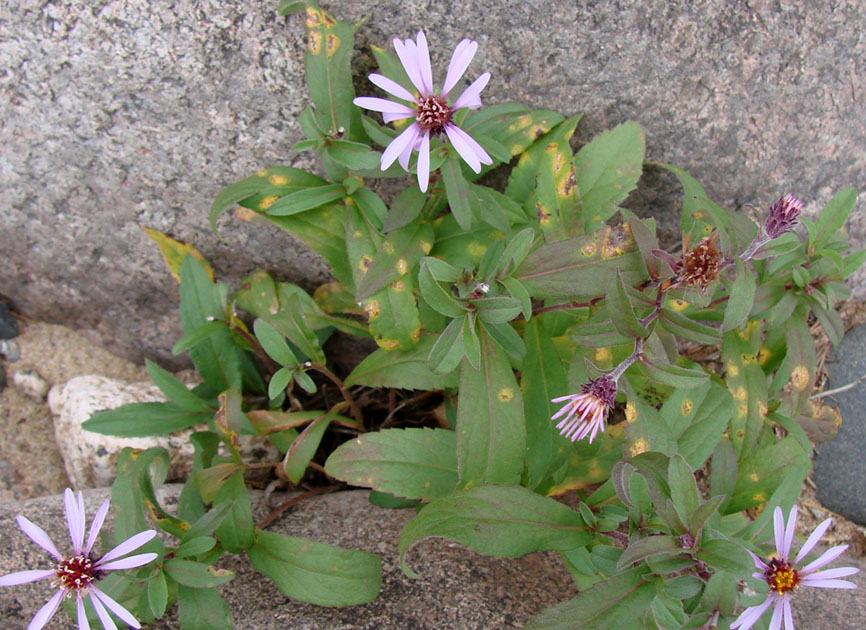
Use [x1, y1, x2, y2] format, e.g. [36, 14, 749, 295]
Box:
[416, 131, 431, 193]
[77, 492, 86, 551]
[414, 31, 433, 95]
[383, 110, 416, 123]
[445, 124, 492, 173]
[800, 544, 849, 575]
[98, 530, 156, 565]
[16, 515, 62, 560]
[398, 125, 420, 170]
[368, 73, 416, 102]
[77, 596, 91, 630]
[749, 550, 769, 571]
[794, 517, 832, 564]
[730, 595, 774, 630]
[91, 595, 118, 630]
[800, 578, 858, 589]
[91, 587, 141, 629]
[28, 589, 65, 630]
[773, 507, 786, 559]
[801, 566, 859, 581]
[383, 123, 420, 171]
[442, 39, 478, 96]
[783, 598, 793, 630]
[98, 553, 158, 572]
[393, 37, 426, 95]
[0, 569, 56, 586]
[65, 489, 85, 554]
[768, 599, 784, 630]
[453, 72, 490, 110]
[552, 394, 577, 403]
[781, 505, 797, 561]
[86, 498, 111, 554]
[353, 97, 416, 116]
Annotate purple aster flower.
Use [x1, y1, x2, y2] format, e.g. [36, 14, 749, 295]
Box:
[764, 193, 804, 239]
[0, 488, 158, 630]
[551, 375, 617, 444]
[730, 505, 858, 630]
[353, 30, 493, 192]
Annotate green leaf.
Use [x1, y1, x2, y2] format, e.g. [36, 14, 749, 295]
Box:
[345, 334, 459, 389]
[695, 538, 752, 574]
[164, 559, 234, 588]
[179, 257, 244, 393]
[638, 360, 708, 388]
[147, 570, 168, 618]
[668, 455, 699, 525]
[480, 320, 525, 361]
[661, 381, 734, 469]
[268, 366, 294, 400]
[172, 321, 228, 355]
[505, 115, 579, 205]
[699, 571, 737, 617]
[83, 402, 211, 438]
[534, 133, 577, 241]
[428, 316, 466, 375]
[442, 154, 475, 230]
[175, 537, 217, 559]
[283, 408, 339, 484]
[616, 535, 681, 569]
[383, 186, 428, 232]
[177, 585, 233, 630]
[659, 308, 720, 345]
[472, 296, 523, 324]
[324, 140, 380, 170]
[247, 529, 381, 606]
[181, 501, 235, 542]
[574, 122, 645, 231]
[606, 271, 649, 337]
[457, 329, 526, 487]
[814, 188, 857, 249]
[324, 428, 458, 501]
[523, 567, 656, 630]
[254, 318, 298, 367]
[522, 319, 571, 489]
[214, 471, 254, 554]
[418, 260, 466, 317]
[516, 226, 647, 299]
[265, 184, 346, 217]
[722, 257, 757, 332]
[398, 485, 591, 577]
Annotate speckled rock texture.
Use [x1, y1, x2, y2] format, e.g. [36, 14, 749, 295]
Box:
[47, 375, 279, 487]
[2, 1, 864, 364]
[0, 487, 581, 630]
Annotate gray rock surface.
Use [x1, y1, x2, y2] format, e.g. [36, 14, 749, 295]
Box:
[0, 487, 579, 629]
[814, 323, 866, 526]
[2, 1, 865, 363]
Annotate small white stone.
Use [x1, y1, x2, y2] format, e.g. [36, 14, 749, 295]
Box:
[12, 368, 49, 401]
[48, 375, 279, 488]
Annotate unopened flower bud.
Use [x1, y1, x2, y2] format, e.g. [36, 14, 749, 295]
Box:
[764, 193, 803, 239]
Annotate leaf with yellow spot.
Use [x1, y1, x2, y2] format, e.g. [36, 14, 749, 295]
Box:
[516, 225, 646, 299]
[300, 2, 365, 142]
[574, 122, 645, 233]
[727, 437, 810, 513]
[534, 136, 581, 242]
[324, 428, 458, 501]
[457, 327, 526, 487]
[355, 219, 434, 300]
[785, 305, 817, 416]
[506, 115, 580, 206]
[721, 328, 767, 458]
[660, 380, 734, 468]
[143, 227, 214, 283]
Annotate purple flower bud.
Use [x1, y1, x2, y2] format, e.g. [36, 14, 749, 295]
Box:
[764, 193, 804, 239]
[678, 533, 695, 550]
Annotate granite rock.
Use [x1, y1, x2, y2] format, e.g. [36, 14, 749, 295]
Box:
[0, 487, 579, 630]
[47, 375, 280, 488]
[1, 1, 864, 363]
[10, 367, 49, 402]
[813, 323, 866, 526]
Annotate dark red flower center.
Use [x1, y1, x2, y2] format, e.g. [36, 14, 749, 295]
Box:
[55, 554, 104, 591]
[764, 557, 800, 594]
[416, 95, 452, 134]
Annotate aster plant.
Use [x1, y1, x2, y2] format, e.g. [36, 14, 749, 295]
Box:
[58, 1, 866, 629]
